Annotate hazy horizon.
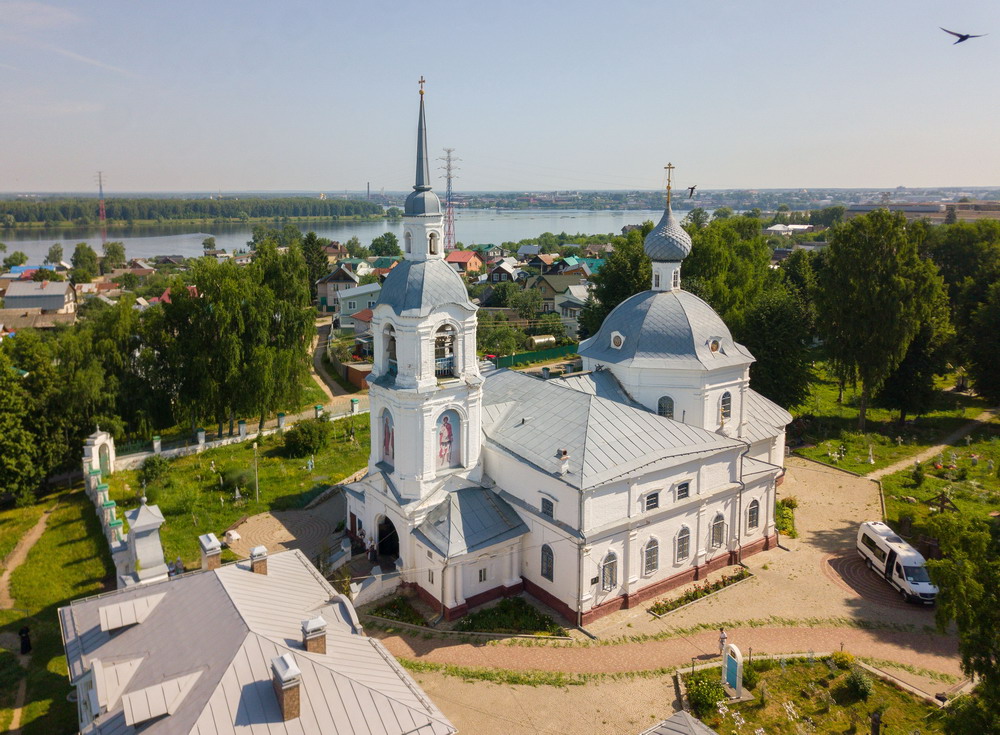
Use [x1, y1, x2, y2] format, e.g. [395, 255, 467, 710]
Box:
[3, 0, 998, 193]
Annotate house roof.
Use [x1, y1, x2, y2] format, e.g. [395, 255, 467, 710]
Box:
[517, 244, 541, 257]
[0, 308, 77, 330]
[337, 282, 382, 300]
[640, 710, 719, 735]
[532, 254, 558, 265]
[445, 250, 480, 263]
[481, 369, 742, 490]
[58, 549, 455, 735]
[528, 274, 589, 294]
[414, 486, 529, 557]
[350, 308, 374, 323]
[371, 256, 402, 269]
[317, 267, 359, 285]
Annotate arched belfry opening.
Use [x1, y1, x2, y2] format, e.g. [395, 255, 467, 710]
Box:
[384, 324, 397, 377]
[377, 515, 400, 560]
[434, 324, 457, 378]
[429, 231, 439, 255]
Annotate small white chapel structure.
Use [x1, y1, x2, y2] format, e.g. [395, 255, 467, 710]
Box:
[344, 84, 791, 624]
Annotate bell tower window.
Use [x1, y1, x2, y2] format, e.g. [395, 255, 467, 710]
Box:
[384, 325, 397, 377]
[429, 232, 439, 255]
[404, 232, 412, 253]
[720, 391, 732, 421]
[434, 324, 457, 378]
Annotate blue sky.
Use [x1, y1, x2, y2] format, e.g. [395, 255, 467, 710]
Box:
[1, 0, 997, 192]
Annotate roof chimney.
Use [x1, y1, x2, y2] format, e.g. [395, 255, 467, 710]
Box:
[270, 653, 301, 721]
[557, 449, 570, 475]
[301, 616, 327, 654]
[199, 533, 221, 571]
[250, 546, 268, 575]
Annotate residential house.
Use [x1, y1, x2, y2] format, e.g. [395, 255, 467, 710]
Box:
[525, 273, 590, 312]
[526, 253, 559, 273]
[3, 279, 77, 313]
[469, 243, 505, 261]
[444, 249, 484, 275]
[316, 265, 360, 314]
[370, 256, 403, 271]
[641, 711, 719, 734]
[350, 308, 375, 357]
[147, 285, 199, 306]
[58, 547, 455, 735]
[153, 255, 186, 267]
[334, 282, 381, 330]
[334, 258, 373, 277]
[0, 309, 77, 331]
[516, 244, 541, 259]
[554, 282, 591, 337]
[583, 242, 615, 258]
[108, 267, 156, 283]
[322, 241, 348, 264]
[232, 252, 255, 266]
[486, 260, 522, 284]
[554, 256, 604, 276]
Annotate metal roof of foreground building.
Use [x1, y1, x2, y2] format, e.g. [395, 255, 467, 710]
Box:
[58, 549, 455, 735]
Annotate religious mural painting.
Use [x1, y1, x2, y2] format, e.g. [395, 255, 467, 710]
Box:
[435, 409, 461, 470]
[381, 409, 394, 466]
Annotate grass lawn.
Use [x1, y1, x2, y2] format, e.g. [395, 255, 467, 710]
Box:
[0, 503, 46, 568]
[688, 657, 947, 734]
[369, 596, 428, 626]
[104, 414, 370, 567]
[882, 419, 1000, 541]
[454, 597, 568, 636]
[0, 490, 114, 735]
[792, 363, 990, 474]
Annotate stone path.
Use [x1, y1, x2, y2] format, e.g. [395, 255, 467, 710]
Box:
[866, 407, 998, 480]
[0, 502, 57, 609]
[225, 491, 345, 562]
[313, 320, 350, 397]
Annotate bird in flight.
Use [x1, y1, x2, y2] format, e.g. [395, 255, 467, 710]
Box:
[687, 185, 697, 199]
[940, 27, 987, 44]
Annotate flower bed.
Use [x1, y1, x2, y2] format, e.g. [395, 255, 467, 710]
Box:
[453, 597, 568, 636]
[648, 567, 752, 616]
[368, 596, 427, 626]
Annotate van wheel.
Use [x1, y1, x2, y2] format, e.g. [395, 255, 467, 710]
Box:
[900, 588, 910, 603]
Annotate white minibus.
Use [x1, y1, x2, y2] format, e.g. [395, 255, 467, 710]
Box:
[857, 521, 937, 604]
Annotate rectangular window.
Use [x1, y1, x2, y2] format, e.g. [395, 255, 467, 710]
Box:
[347, 301, 356, 311]
[428, 569, 435, 584]
[478, 568, 487, 583]
[645, 493, 659, 511]
[541, 497, 554, 518]
[676, 533, 690, 562]
[676, 482, 690, 500]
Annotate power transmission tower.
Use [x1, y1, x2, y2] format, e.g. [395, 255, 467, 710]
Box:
[439, 148, 459, 250]
[96, 171, 107, 244]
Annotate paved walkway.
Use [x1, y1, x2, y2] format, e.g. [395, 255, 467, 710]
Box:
[312, 319, 351, 398]
[866, 407, 997, 480]
[226, 492, 346, 561]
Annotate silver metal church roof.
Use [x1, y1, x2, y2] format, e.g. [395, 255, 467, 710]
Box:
[376, 258, 474, 317]
[579, 289, 754, 370]
[640, 710, 720, 735]
[415, 486, 529, 557]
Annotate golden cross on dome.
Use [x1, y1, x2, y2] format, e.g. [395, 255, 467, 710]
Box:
[419, 76, 426, 95]
[664, 162, 675, 207]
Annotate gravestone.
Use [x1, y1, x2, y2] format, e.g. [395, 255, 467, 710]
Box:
[721, 643, 744, 698]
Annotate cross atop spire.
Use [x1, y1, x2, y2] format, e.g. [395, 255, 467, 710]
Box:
[419, 75, 426, 95]
[664, 162, 675, 208]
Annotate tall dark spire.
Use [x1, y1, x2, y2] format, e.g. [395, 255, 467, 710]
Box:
[414, 76, 431, 192]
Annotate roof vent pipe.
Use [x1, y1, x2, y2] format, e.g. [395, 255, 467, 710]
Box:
[301, 616, 327, 654]
[199, 533, 222, 571]
[271, 654, 301, 721]
[250, 546, 268, 575]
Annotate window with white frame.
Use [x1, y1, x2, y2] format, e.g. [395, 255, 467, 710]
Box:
[347, 301, 356, 311]
[644, 538, 659, 575]
[711, 514, 725, 548]
[428, 569, 435, 584]
[748, 499, 760, 530]
[645, 492, 659, 511]
[676, 482, 690, 500]
[478, 568, 487, 583]
[541, 545, 554, 581]
[657, 396, 674, 419]
[720, 391, 732, 421]
[600, 552, 617, 591]
[540, 497, 554, 518]
[676, 527, 690, 562]
[672, 269, 680, 289]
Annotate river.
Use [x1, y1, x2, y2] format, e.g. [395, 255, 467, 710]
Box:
[1, 208, 666, 263]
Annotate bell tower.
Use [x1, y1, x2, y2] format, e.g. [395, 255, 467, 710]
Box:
[366, 80, 483, 503]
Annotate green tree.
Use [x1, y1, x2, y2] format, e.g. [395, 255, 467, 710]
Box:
[966, 282, 1000, 403]
[712, 206, 734, 220]
[684, 208, 710, 229]
[735, 282, 813, 409]
[45, 243, 63, 266]
[101, 241, 127, 273]
[2, 250, 28, 270]
[358, 273, 380, 286]
[345, 236, 369, 258]
[816, 210, 941, 431]
[926, 514, 1000, 730]
[112, 271, 139, 290]
[510, 288, 542, 320]
[71, 242, 100, 277]
[578, 226, 652, 336]
[31, 268, 65, 282]
[0, 349, 39, 506]
[370, 232, 401, 257]
[301, 231, 331, 301]
[477, 313, 522, 356]
[488, 281, 518, 307]
[386, 207, 403, 221]
[202, 236, 216, 251]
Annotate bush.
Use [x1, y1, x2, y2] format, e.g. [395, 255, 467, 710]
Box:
[743, 665, 760, 690]
[222, 467, 252, 492]
[775, 502, 798, 538]
[749, 658, 777, 673]
[370, 596, 427, 626]
[831, 651, 855, 669]
[138, 455, 171, 489]
[454, 597, 566, 636]
[912, 461, 925, 486]
[779, 495, 799, 509]
[687, 673, 727, 718]
[284, 418, 332, 457]
[845, 667, 874, 701]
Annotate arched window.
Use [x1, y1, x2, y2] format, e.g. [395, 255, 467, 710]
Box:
[657, 396, 674, 419]
[384, 325, 397, 377]
[380, 410, 394, 467]
[600, 552, 618, 591]
[429, 232, 439, 255]
[676, 527, 690, 562]
[720, 391, 732, 421]
[643, 538, 659, 576]
[711, 513, 726, 548]
[404, 232, 412, 253]
[541, 545, 554, 581]
[434, 324, 457, 377]
[672, 268, 680, 289]
[747, 499, 760, 531]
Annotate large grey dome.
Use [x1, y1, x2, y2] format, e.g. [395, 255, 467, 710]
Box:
[376, 258, 474, 317]
[644, 205, 692, 262]
[579, 290, 753, 370]
[404, 189, 442, 216]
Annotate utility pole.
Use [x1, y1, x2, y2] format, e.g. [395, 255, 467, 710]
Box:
[96, 171, 107, 244]
[253, 442, 259, 503]
[439, 148, 459, 250]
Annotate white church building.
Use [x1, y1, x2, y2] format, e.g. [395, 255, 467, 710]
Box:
[344, 87, 791, 624]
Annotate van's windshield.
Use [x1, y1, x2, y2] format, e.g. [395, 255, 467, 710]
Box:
[904, 566, 931, 584]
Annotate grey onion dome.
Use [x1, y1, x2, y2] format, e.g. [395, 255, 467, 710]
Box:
[643, 204, 692, 262]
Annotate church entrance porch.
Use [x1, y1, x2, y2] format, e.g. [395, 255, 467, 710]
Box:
[377, 515, 400, 562]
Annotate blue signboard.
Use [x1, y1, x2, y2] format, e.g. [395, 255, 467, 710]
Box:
[726, 651, 739, 689]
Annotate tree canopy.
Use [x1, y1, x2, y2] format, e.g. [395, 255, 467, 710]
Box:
[370, 232, 402, 257]
[578, 224, 653, 336]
